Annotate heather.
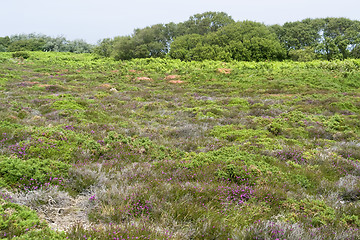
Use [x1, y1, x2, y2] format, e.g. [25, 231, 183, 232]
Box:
[0, 51, 359, 239]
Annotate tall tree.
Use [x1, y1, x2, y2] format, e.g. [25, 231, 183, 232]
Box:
[276, 18, 324, 51]
[0, 36, 10, 52]
[94, 38, 113, 57]
[321, 18, 360, 59]
[213, 21, 286, 61]
[42, 36, 68, 52]
[133, 24, 169, 57]
[112, 36, 137, 60]
[178, 11, 235, 35]
[168, 34, 204, 60]
[7, 39, 46, 52]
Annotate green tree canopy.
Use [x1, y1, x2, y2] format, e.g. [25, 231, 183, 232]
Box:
[178, 11, 235, 36]
[91, 13, 360, 61]
[212, 21, 286, 61]
[321, 17, 360, 59]
[7, 39, 46, 52]
[169, 21, 285, 62]
[0, 36, 10, 52]
[111, 36, 137, 60]
[276, 18, 325, 51]
[273, 17, 360, 60]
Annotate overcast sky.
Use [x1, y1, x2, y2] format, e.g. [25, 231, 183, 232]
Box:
[2, 0, 360, 44]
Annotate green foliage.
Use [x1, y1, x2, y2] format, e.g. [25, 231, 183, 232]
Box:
[342, 214, 360, 227]
[0, 199, 65, 239]
[210, 124, 281, 150]
[0, 156, 70, 189]
[321, 17, 360, 60]
[169, 20, 286, 61]
[282, 199, 336, 226]
[0, 36, 10, 52]
[216, 163, 258, 185]
[325, 114, 349, 131]
[227, 98, 250, 110]
[169, 34, 232, 61]
[104, 131, 183, 161]
[94, 38, 113, 57]
[110, 24, 172, 60]
[4, 33, 94, 54]
[216, 21, 286, 61]
[51, 99, 84, 110]
[276, 18, 325, 51]
[8, 39, 46, 52]
[181, 146, 281, 178]
[178, 11, 235, 35]
[288, 47, 317, 61]
[293, 174, 312, 188]
[274, 17, 360, 60]
[111, 36, 136, 60]
[12, 52, 30, 59]
[3, 15, 360, 62]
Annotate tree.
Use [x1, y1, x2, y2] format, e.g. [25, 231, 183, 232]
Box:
[321, 18, 360, 60]
[7, 39, 46, 52]
[169, 21, 285, 62]
[0, 36, 10, 52]
[133, 24, 169, 57]
[169, 34, 204, 60]
[94, 38, 113, 57]
[178, 11, 235, 35]
[66, 39, 93, 53]
[1, 33, 94, 53]
[213, 21, 286, 61]
[112, 36, 137, 60]
[350, 45, 360, 58]
[277, 18, 324, 51]
[109, 24, 172, 60]
[42, 36, 68, 52]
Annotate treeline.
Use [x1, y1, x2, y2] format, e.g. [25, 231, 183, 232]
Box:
[0, 33, 93, 53]
[95, 12, 360, 61]
[2, 12, 360, 62]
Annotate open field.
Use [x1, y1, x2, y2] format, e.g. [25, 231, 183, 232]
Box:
[0, 52, 360, 239]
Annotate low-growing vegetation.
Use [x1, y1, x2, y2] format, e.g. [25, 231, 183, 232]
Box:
[0, 51, 359, 239]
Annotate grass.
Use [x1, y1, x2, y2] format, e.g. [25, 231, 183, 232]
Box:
[0, 51, 359, 239]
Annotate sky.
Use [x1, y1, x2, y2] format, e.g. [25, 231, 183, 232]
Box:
[2, 0, 360, 44]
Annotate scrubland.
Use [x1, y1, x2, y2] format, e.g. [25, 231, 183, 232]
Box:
[0, 52, 359, 239]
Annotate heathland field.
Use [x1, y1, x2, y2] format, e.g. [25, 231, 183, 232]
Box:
[0, 52, 360, 239]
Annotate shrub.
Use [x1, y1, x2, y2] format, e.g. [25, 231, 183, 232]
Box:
[288, 47, 317, 62]
[0, 199, 65, 239]
[12, 52, 30, 59]
[0, 156, 70, 190]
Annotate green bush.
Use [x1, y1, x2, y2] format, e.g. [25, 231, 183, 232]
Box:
[288, 47, 317, 62]
[12, 52, 30, 59]
[282, 199, 336, 226]
[0, 199, 65, 239]
[0, 156, 70, 190]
